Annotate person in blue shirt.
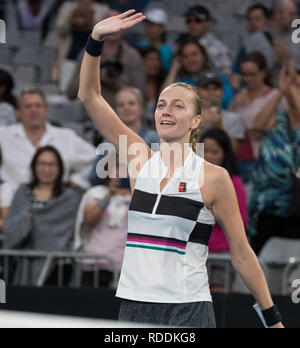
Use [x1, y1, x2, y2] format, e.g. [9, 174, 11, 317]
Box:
[138, 7, 173, 72]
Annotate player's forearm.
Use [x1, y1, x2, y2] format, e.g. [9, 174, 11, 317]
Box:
[232, 246, 274, 310]
[78, 51, 102, 103]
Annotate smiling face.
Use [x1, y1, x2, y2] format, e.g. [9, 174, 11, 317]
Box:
[116, 89, 144, 126]
[17, 93, 48, 129]
[35, 151, 60, 186]
[155, 85, 201, 144]
[241, 61, 266, 91]
[180, 43, 207, 76]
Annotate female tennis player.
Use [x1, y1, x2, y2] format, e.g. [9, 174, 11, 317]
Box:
[78, 10, 284, 328]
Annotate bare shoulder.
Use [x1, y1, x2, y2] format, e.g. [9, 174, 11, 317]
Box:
[200, 161, 231, 209]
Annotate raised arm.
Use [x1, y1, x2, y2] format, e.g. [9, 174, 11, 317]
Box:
[203, 163, 284, 328]
[78, 10, 153, 189]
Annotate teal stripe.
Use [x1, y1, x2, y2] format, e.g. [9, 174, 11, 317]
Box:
[126, 243, 186, 255]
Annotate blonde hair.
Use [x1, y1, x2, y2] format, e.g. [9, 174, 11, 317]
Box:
[164, 82, 202, 153]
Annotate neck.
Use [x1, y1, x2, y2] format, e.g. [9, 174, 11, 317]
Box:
[160, 139, 192, 170]
[248, 84, 268, 98]
[270, 19, 287, 35]
[23, 124, 46, 147]
[36, 182, 54, 190]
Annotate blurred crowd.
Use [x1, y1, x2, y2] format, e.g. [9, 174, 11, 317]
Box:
[0, 0, 299, 291]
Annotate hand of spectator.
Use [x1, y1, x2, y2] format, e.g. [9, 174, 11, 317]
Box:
[91, 10, 145, 42]
[170, 55, 182, 74]
[273, 38, 289, 65]
[279, 61, 297, 95]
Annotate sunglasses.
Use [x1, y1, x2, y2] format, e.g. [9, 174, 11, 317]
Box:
[186, 18, 204, 25]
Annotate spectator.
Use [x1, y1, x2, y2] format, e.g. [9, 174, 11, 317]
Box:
[233, 4, 271, 79]
[162, 39, 234, 109]
[229, 52, 280, 184]
[140, 47, 166, 128]
[247, 4, 270, 34]
[177, 5, 233, 76]
[161, 38, 211, 90]
[249, 61, 300, 254]
[138, 7, 173, 72]
[198, 72, 245, 154]
[15, 0, 55, 30]
[200, 128, 248, 292]
[89, 86, 160, 186]
[0, 88, 95, 210]
[245, 0, 299, 80]
[53, 0, 109, 82]
[77, 153, 131, 288]
[3, 146, 82, 285]
[0, 69, 17, 126]
[67, 10, 145, 108]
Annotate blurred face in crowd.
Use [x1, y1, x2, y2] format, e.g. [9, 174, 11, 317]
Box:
[241, 61, 266, 91]
[180, 43, 207, 76]
[155, 86, 201, 143]
[199, 83, 223, 109]
[144, 20, 165, 43]
[116, 90, 144, 126]
[17, 93, 48, 129]
[143, 50, 162, 77]
[203, 137, 224, 166]
[35, 151, 60, 186]
[186, 15, 209, 40]
[274, 0, 298, 31]
[70, 7, 93, 32]
[247, 8, 268, 33]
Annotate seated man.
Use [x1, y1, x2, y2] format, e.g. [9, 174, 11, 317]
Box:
[198, 72, 245, 153]
[0, 88, 96, 210]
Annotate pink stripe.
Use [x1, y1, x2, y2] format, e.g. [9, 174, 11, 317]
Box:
[127, 237, 186, 250]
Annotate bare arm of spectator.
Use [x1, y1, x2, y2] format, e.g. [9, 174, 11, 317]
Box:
[0, 207, 8, 232]
[252, 63, 296, 134]
[78, 11, 152, 191]
[290, 85, 300, 115]
[161, 56, 182, 91]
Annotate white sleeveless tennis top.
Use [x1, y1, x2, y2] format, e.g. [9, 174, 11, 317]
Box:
[116, 149, 216, 303]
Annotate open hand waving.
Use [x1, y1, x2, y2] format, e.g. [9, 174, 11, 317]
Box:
[91, 10, 146, 42]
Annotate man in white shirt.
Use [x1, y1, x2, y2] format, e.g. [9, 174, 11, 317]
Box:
[0, 88, 96, 209]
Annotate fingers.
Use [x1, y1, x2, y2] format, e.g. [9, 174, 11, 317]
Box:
[123, 12, 145, 23]
[118, 9, 136, 19]
[123, 13, 146, 29]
